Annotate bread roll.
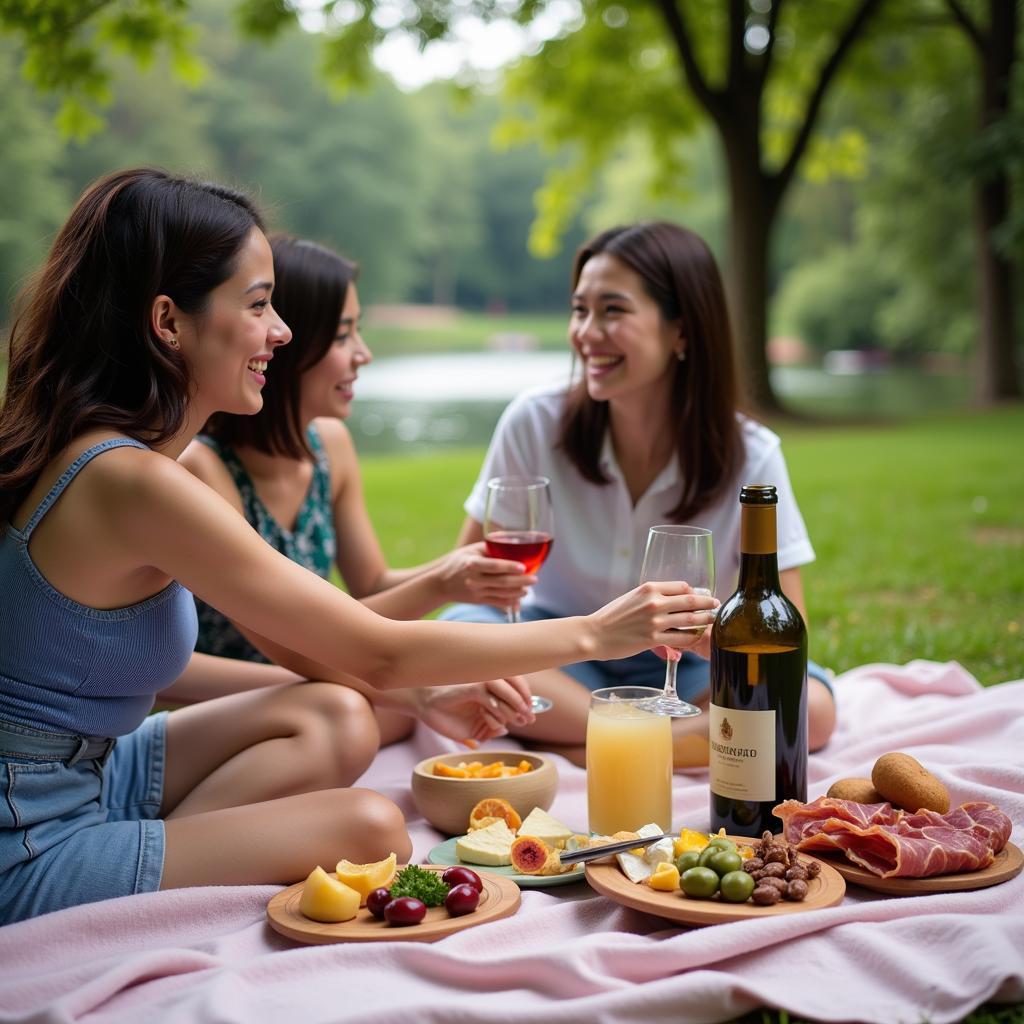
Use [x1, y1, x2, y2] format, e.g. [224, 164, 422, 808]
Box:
[871, 752, 950, 814]
[826, 777, 886, 804]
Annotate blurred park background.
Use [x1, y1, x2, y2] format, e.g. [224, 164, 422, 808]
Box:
[1, 0, 1022, 694]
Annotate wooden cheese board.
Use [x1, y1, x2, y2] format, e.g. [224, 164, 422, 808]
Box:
[267, 865, 521, 944]
[584, 836, 846, 926]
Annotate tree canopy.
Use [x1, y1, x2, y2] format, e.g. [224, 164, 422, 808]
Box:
[1, 0, 1020, 404]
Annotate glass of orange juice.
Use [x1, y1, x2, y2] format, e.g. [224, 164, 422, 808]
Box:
[586, 686, 673, 836]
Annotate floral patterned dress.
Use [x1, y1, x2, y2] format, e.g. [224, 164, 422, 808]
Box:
[193, 426, 337, 663]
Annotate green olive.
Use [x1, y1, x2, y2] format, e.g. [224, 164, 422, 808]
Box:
[719, 870, 756, 903]
[707, 850, 744, 877]
[706, 837, 738, 853]
[675, 851, 701, 874]
[697, 845, 719, 867]
[680, 866, 720, 899]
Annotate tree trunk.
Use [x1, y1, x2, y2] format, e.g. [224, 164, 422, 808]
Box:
[722, 129, 780, 416]
[972, 0, 1020, 403]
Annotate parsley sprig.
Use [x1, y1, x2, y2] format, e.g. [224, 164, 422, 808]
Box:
[388, 865, 450, 907]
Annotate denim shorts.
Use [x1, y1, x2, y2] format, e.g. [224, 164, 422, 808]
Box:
[0, 713, 167, 925]
[440, 603, 835, 702]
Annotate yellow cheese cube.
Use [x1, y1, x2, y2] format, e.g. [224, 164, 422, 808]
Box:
[298, 866, 361, 923]
[648, 863, 681, 892]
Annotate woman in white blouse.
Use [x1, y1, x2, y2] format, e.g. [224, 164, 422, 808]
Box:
[444, 222, 836, 767]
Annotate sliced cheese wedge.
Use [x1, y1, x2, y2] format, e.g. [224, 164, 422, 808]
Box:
[644, 838, 676, 866]
[616, 823, 668, 883]
[517, 807, 573, 849]
[455, 819, 515, 866]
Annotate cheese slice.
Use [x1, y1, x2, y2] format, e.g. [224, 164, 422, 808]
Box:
[616, 823, 667, 883]
[455, 819, 515, 866]
[517, 807, 573, 849]
[644, 838, 676, 866]
[616, 851, 653, 883]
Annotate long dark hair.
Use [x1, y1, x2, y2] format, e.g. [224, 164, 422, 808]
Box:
[559, 221, 743, 522]
[0, 167, 264, 529]
[204, 235, 357, 460]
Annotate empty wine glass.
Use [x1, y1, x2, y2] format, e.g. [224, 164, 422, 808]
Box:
[636, 525, 715, 717]
[483, 476, 554, 624]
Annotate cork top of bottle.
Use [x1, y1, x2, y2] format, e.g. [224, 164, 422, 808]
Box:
[740, 484, 778, 506]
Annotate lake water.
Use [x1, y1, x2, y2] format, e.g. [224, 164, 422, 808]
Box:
[346, 352, 970, 454]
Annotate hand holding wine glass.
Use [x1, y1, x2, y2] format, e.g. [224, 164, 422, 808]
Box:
[482, 475, 554, 624]
[636, 525, 717, 717]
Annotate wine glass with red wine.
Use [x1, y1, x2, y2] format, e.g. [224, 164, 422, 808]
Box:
[483, 475, 554, 625]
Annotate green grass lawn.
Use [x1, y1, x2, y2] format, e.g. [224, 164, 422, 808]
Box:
[362, 406, 1024, 687]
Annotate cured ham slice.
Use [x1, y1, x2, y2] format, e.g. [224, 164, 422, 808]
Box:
[774, 797, 1012, 878]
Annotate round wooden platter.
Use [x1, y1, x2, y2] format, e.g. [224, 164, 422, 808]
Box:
[584, 837, 846, 926]
[267, 866, 521, 945]
[814, 840, 1023, 896]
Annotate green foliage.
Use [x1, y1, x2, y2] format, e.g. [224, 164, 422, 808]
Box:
[773, 243, 897, 354]
[502, 1, 701, 254]
[0, 1, 588, 320]
[0, 47, 69, 315]
[1, 0, 202, 136]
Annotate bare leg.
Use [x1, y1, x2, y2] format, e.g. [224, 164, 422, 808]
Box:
[375, 708, 415, 747]
[162, 682, 381, 817]
[672, 692, 711, 769]
[496, 667, 589, 766]
[161, 788, 411, 888]
[808, 679, 836, 752]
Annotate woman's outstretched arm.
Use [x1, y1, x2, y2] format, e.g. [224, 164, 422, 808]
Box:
[113, 452, 717, 690]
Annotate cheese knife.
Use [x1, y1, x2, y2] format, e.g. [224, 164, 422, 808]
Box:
[558, 832, 677, 866]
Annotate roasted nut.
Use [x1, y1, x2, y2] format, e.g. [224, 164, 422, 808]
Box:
[760, 862, 786, 879]
[743, 857, 765, 874]
[759, 876, 788, 894]
[804, 860, 821, 878]
[785, 879, 809, 901]
[785, 865, 809, 882]
[752, 885, 782, 906]
[764, 847, 789, 864]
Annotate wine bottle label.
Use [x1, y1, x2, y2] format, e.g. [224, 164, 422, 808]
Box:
[708, 703, 776, 802]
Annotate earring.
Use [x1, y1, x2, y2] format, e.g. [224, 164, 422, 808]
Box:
[676, 350, 687, 362]
[167, 335, 179, 350]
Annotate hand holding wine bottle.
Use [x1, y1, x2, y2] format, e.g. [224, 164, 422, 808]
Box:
[482, 476, 554, 623]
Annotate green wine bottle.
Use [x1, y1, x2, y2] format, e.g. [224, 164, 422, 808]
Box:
[709, 484, 807, 837]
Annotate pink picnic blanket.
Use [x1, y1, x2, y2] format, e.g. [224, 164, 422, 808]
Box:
[1, 660, 1022, 1024]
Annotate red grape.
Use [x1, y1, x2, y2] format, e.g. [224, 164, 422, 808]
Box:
[441, 866, 483, 892]
[366, 887, 392, 920]
[384, 897, 426, 926]
[444, 883, 480, 917]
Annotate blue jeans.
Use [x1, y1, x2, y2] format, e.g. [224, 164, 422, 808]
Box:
[440, 603, 835, 702]
[0, 713, 166, 925]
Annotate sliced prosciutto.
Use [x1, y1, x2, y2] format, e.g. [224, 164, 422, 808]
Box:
[774, 797, 1012, 878]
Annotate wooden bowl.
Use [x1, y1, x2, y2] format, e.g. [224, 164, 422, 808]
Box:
[411, 750, 558, 836]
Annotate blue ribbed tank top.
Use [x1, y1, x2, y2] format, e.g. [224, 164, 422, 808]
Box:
[0, 439, 198, 737]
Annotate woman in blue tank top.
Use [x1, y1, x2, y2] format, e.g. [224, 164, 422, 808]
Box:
[177, 236, 536, 749]
[0, 168, 716, 923]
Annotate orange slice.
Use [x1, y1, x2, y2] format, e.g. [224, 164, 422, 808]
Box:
[334, 852, 398, 905]
[469, 797, 522, 832]
[468, 815, 503, 831]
